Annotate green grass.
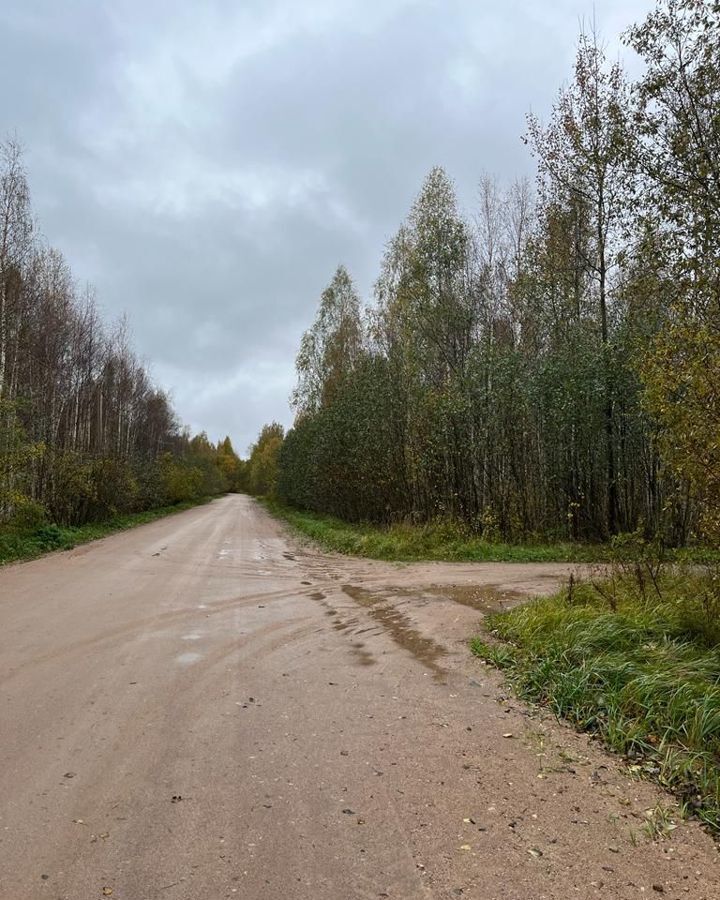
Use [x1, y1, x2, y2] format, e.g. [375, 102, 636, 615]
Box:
[262, 500, 613, 563]
[0, 497, 216, 567]
[471, 572, 720, 833]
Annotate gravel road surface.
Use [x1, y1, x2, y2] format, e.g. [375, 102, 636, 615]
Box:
[1, 494, 718, 899]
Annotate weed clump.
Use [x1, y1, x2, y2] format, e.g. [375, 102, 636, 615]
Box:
[473, 559, 720, 833]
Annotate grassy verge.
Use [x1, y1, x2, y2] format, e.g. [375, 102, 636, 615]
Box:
[0, 497, 216, 567]
[471, 572, 720, 834]
[261, 500, 613, 563]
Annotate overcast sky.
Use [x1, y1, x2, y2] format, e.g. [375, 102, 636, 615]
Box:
[0, 0, 652, 454]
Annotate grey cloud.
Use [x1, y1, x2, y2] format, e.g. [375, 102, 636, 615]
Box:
[0, 0, 651, 451]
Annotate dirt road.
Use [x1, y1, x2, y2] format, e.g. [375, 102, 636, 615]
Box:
[1, 495, 718, 899]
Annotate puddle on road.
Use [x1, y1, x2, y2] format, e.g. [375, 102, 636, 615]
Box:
[342, 585, 446, 681]
[429, 584, 524, 614]
[350, 640, 375, 667]
[306, 575, 523, 679]
[176, 652, 203, 666]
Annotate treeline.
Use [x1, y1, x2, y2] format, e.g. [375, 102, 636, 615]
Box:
[0, 141, 242, 528]
[261, 0, 719, 544]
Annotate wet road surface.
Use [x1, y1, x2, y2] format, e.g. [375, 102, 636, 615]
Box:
[1, 494, 719, 899]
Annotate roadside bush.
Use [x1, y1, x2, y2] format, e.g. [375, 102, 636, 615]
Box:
[7, 495, 47, 530]
[44, 451, 97, 526]
[32, 524, 67, 550]
[88, 458, 140, 520]
[159, 455, 204, 505]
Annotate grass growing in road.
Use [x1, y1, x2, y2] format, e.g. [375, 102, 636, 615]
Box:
[0, 498, 215, 567]
[262, 500, 611, 563]
[472, 571, 720, 834]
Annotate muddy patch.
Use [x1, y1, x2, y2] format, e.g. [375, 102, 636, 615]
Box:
[428, 584, 524, 614]
[350, 640, 376, 667]
[175, 651, 202, 666]
[342, 584, 446, 681]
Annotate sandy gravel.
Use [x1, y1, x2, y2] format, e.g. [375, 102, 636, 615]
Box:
[1, 493, 718, 899]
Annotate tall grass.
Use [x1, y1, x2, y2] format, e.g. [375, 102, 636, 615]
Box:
[263, 500, 720, 565]
[472, 572, 720, 833]
[262, 500, 612, 563]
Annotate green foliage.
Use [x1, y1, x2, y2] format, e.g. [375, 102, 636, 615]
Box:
[8, 496, 47, 530]
[32, 438, 234, 528]
[473, 568, 720, 832]
[0, 400, 44, 522]
[642, 303, 720, 543]
[279, 354, 406, 521]
[625, 0, 720, 279]
[32, 524, 66, 550]
[626, 0, 720, 542]
[216, 436, 244, 491]
[274, 7, 720, 549]
[247, 423, 284, 497]
[293, 265, 364, 414]
[276, 159, 676, 542]
[159, 454, 204, 506]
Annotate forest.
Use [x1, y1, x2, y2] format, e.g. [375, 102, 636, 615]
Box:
[0, 139, 242, 548]
[253, 0, 720, 550]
